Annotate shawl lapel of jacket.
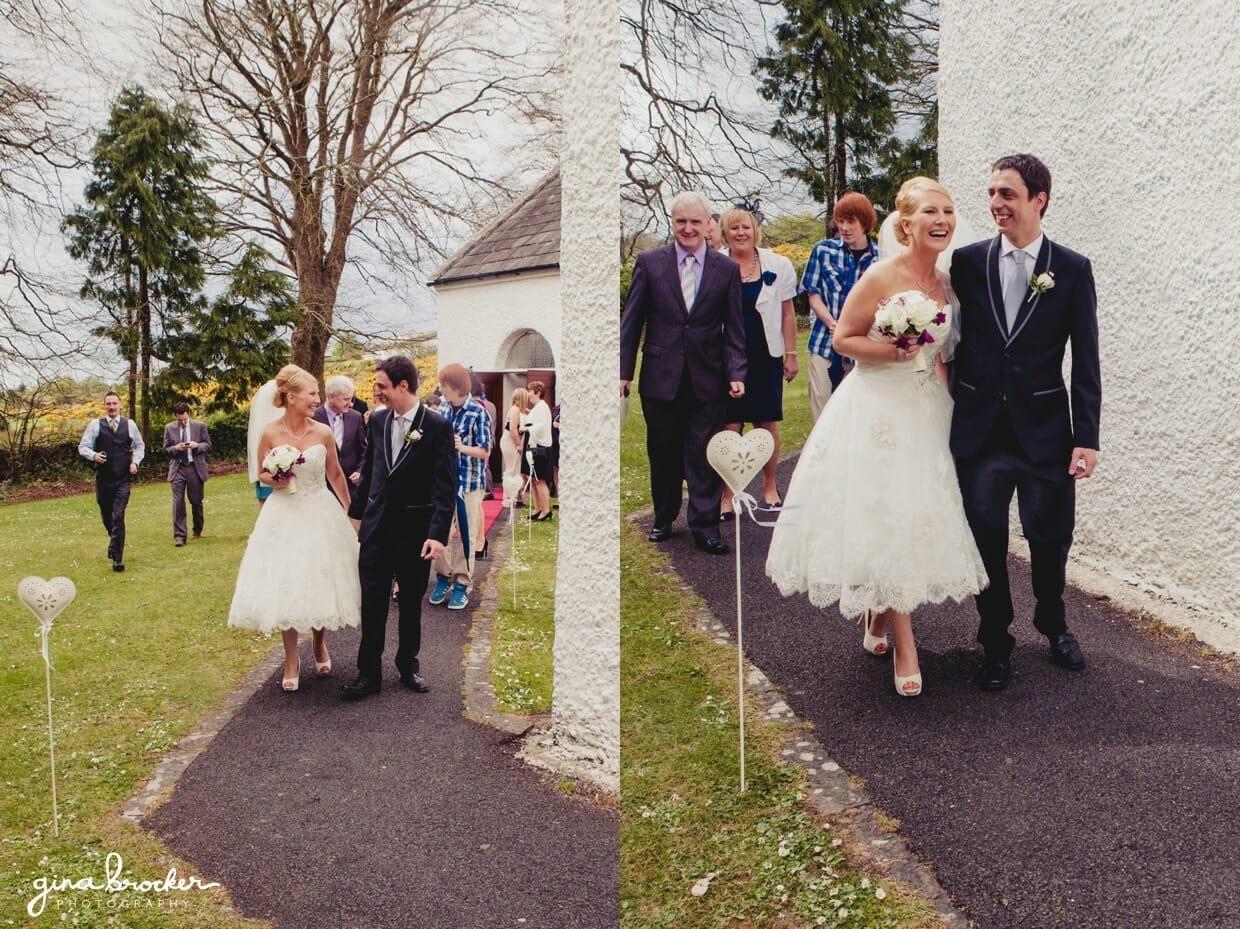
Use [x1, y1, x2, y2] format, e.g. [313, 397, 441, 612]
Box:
[1006, 237, 1054, 345]
[388, 404, 427, 474]
[376, 409, 394, 474]
[983, 235, 1008, 340]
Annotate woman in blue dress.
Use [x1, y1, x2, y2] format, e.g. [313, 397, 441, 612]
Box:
[719, 207, 799, 517]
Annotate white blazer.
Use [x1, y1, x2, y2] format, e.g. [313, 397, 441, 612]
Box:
[752, 248, 798, 358]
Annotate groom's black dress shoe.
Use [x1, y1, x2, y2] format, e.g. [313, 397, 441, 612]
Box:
[648, 524, 673, 543]
[395, 660, 430, 693]
[693, 533, 729, 555]
[1048, 631, 1086, 671]
[340, 677, 381, 700]
[398, 671, 430, 693]
[975, 654, 1012, 691]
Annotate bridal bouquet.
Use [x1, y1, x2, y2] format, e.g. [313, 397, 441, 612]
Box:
[875, 290, 947, 372]
[263, 444, 306, 494]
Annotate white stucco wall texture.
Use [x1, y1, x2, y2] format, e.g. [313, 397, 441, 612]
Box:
[940, 1, 1240, 647]
[536, 0, 621, 788]
[434, 272, 562, 372]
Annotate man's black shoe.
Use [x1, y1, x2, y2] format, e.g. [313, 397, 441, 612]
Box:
[112, 561, 125, 573]
[399, 671, 430, 693]
[693, 534, 729, 555]
[648, 524, 673, 543]
[975, 654, 1012, 691]
[340, 677, 381, 700]
[1048, 631, 1086, 671]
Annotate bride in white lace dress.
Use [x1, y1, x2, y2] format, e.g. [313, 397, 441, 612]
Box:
[229, 365, 361, 691]
[766, 177, 988, 697]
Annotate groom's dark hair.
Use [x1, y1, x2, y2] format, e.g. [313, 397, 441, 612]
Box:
[376, 356, 418, 393]
[993, 154, 1051, 217]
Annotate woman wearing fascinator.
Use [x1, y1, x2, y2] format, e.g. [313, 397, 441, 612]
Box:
[717, 205, 799, 519]
[765, 177, 988, 697]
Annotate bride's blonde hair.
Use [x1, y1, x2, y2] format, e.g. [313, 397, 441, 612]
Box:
[273, 364, 317, 408]
[893, 176, 953, 246]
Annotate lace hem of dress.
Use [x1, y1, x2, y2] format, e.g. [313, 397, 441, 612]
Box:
[767, 570, 985, 619]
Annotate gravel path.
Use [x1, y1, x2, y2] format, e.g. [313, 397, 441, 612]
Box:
[658, 456, 1239, 929]
[145, 592, 617, 929]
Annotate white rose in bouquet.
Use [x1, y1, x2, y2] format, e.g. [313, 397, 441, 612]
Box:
[262, 444, 306, 494]
[874, 291, 947, 372]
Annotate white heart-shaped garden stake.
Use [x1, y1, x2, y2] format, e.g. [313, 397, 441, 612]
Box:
[706, 428, 775, 795]
[19, 576, 76, 628]
[707, 428, 774, 494]
[501, 475, 526, 607]
[18, 575, 75, 837]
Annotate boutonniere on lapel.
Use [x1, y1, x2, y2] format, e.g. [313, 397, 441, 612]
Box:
[404, 427, 423, 447]
[761, 270, 777, 285]
[1027, 272, 1055, 301]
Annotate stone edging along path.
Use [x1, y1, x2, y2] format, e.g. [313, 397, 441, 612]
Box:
[628, 509, 973, 928]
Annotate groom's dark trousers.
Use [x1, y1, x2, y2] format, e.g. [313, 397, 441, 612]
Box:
[956, 412, 1077, 657]
[949, 235, 1101, 659]
[357, 518, 436, 678]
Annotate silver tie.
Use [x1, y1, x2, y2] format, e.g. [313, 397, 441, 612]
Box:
[1003, 249, 1028, 332]
[391, 414, 408, 461]
[680, 254, 697, 312]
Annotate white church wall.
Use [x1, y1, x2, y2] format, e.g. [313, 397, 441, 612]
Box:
[940, 0, 1240, 649]
[434, 271, 562, 374]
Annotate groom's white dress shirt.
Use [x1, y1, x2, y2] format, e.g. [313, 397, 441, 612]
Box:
[999, 233, 1043, 295]
[389, 401, 421, 462]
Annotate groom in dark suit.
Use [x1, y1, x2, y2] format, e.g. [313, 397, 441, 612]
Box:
[620, 191, 746, 555]
[342, 356, 457, 700]
[950, 154, 1102, 691]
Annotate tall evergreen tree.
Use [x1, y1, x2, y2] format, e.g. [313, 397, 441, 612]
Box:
[63, 86, 215, 437]
[755, 0, 908, 228]
[851, 100, 938, 214]
[154, 244, 296, 412]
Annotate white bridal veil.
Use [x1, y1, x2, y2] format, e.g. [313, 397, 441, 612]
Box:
[246, 379, 284, 483]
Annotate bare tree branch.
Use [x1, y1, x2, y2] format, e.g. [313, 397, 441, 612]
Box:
[153, 0, 557, 378]
[621, 0, 787, 245]
[0, 0, 95, 380]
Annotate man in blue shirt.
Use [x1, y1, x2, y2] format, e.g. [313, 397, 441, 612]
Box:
[801, 193, 879, 422]
[429, 363, 493, 610]
[78, 391, 146, 571]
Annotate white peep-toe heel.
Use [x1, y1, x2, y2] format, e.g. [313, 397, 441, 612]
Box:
[281, 658, 301, 692]
[891, 643, 922, 698]
[862, 611, 889, 656]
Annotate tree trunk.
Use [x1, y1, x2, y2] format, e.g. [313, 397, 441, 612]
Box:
[139, 264, 151, 440]
[833, 112, 847, 212]
[125, 252, 137, 420]
[822, 98, 834, 223]
[290, 264, 340, 385]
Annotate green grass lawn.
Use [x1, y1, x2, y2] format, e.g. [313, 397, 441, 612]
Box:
[620, 341, 936, 928]
[491, 515, 557, 715]
[0, 474, 274, 927]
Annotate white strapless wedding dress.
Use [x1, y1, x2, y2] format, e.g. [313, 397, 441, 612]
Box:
[228, 444, 362, 633]
[765, 302, 988, 618]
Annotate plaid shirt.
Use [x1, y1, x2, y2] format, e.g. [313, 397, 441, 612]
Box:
[800, 237, 878, 358]
[447, 396, 492, 492]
